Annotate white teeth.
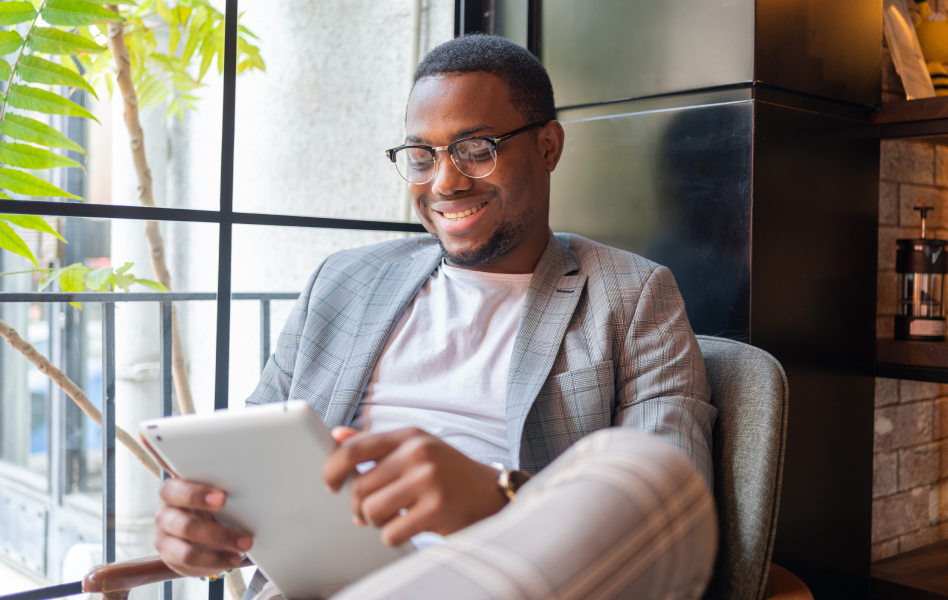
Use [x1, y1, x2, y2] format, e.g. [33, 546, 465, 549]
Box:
[444, 202, 486, 220]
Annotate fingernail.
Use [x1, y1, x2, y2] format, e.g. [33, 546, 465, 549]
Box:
[353, 515, 365, 527]
[237, 536, 252, 551]
[325, 485, 336, 495]
[205, 492, 225, 507]
[230, 554, 242, 567]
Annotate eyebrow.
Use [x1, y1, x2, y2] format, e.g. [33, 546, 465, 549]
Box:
[405, 124, 494, 145]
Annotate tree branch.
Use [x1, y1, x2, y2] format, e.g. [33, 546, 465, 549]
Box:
[106, 11, 195, 416]
[0, 316, 160, 478]
[104, 11, 246, 597]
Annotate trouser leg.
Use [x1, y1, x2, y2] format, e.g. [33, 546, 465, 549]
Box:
[331, 428, 718, 600]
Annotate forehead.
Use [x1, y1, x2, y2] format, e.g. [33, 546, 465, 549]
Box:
[406, 72, 521, 140]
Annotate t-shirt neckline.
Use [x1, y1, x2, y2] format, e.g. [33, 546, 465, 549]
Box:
[439, 258, 534, 283]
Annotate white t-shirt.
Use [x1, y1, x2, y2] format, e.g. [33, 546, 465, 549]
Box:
[350, 260, 533, 468]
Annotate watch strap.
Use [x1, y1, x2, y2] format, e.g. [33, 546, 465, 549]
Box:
[493, 464, 531, 501]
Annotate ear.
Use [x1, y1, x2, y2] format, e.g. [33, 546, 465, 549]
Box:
[539, 121, 565, 172]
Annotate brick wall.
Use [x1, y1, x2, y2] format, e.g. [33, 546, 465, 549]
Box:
[874, 17, 948, 558]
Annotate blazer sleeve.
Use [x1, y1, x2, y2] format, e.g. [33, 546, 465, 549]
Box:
[244, 263, 324, 406]
[613, 265, 717, 488]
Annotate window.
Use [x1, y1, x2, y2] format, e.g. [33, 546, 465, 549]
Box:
[0, 1, 459, 599]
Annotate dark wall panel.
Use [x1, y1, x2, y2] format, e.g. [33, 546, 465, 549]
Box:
[551, 96, 753, 340]
[756, 0, 882, 105]
[752, 100, 879, 598]
[541, 0, 754, 107]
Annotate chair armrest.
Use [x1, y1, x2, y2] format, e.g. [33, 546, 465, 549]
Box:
[83, 555, 254, 600]
[764, 563, 813, 600]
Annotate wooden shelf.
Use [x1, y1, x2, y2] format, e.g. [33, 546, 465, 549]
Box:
[872, 539, 948, 599]
[870, 96, 948, 124]
[870, 96, 948, 141]
[878, 338, 948, 368]
[876, 339, 948, 383]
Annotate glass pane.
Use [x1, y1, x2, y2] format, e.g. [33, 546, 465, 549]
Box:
[0, 7, 227, 210]
[228, 226, 412, 408]
[0, 215, 219, 587]
[0, 299, 49, 484]
[232, 1, 455, 221]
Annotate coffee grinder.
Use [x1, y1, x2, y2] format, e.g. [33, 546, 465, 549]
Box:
[896, 206, 948, 341]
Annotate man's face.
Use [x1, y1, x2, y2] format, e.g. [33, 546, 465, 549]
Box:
[404, 72, 563, 273]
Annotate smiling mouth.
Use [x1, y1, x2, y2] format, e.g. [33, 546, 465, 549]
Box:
[440, 202, 488, 221]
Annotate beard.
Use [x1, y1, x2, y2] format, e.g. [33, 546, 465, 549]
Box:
[437, 217, 525, 268]
[418, 187, 528, 268]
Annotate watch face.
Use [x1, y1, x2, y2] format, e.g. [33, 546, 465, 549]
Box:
[508, 470, 531, 492]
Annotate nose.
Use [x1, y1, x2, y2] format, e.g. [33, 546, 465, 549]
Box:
[429, 149, 473, 197]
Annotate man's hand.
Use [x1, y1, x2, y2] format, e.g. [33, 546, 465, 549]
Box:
[154, 479, 253, 577]
[323, 427, 508, 547]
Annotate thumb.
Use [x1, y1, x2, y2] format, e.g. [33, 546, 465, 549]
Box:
[331, 426, 360, 443]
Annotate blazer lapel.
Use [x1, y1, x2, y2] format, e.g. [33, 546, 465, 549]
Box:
[325, 245, 442, 426]
[506, 232, 586, 468]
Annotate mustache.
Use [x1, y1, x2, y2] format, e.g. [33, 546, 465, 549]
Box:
[418, 186, 499, 209]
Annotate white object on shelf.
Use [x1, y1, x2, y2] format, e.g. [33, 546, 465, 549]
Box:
[884, 0, 937, 99]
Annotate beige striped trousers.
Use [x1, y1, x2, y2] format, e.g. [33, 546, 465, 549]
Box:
[330, 428, 718, 600]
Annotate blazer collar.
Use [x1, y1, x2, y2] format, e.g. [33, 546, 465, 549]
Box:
[325, 242, 442, 426]
[505, 231, 586, 468]
[324, 230, 589, 463]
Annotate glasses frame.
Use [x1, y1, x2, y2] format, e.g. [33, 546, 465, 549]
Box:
[385, 120, 550, 184]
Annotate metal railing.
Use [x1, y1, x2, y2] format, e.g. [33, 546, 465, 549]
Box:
[0, 291, 299, 600]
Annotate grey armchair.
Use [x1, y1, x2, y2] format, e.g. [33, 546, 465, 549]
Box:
[83, 336, 808, 600]
[696, 335, 808, 600]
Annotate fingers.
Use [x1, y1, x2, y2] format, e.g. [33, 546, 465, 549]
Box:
[160, 478, 227, 511]
[155, 529, 242, 577]
[359, 465, 430, 530]
[155, 481, 253, 577]
[323, 428, 423, 492]
[378, 496, 440, 547]
[156, 505, 252, 555]
[331, 426, 359, 443]
[348, 450, 406, 521]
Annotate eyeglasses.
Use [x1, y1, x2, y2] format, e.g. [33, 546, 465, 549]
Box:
[385, 121, 549, 185]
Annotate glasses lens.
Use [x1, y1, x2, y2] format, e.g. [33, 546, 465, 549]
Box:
[451, 139, 496, 178]
[394, 147, 436, 184]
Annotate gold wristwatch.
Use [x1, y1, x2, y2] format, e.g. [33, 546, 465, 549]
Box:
[492, 463, 531, 501]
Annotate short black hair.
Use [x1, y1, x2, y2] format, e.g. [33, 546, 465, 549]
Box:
[413, 34, 556, 124]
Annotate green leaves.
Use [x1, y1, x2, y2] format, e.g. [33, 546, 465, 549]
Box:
[81, 0, 265, 121]
[41, 0, 122, 27]
[28, 27, 103, 55]
[0, 167, 81, 199]
[0, 31, 23, 56]
[0, 142, 82, 170]
[0, 2, 37, 26]
[2, 114, 86, 154]
[18, 55, 98, 98]
[0, 220, 38, 268]
[38, 262, 168, 309]
[7, 84, 99, 122]
[0, 214, 65, 269]
[0, 16, 99, 204]
[0, 214, 66, 242]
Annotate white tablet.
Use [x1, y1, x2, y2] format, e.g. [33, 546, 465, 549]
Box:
[139, 401, 410, 599]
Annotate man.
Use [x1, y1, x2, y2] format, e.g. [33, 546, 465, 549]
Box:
[154, 35, 718, 599]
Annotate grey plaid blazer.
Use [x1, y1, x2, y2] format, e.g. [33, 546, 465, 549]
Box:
[246, 231, 716, 483]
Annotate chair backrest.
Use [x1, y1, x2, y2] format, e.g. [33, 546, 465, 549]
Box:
[697, 336, 789, 600]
